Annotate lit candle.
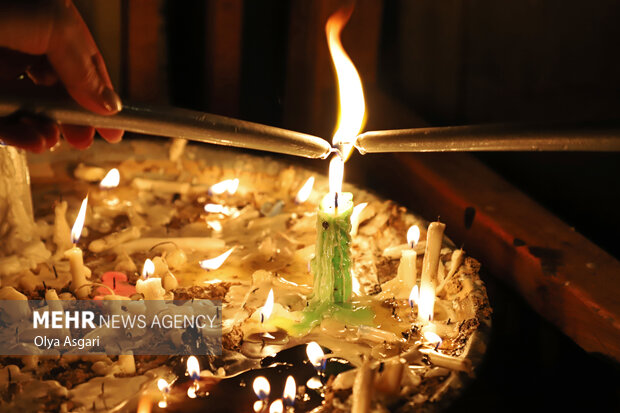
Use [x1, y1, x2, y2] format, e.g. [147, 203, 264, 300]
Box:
[64, 196, 92, 299]
[306, 341, 326, 373]
[186, 356, 200, 398]
[253, 376, 270, 412]
[311, 156, 354, 304]
[418, 221, 446, 323]
[379, 225, 419, 300]
[157, 378, 170, 408]
[135, 259, 165, 300]
[269, 399, 283, 413]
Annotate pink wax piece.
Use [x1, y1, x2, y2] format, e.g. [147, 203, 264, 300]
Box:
[94, 271, 136, 299]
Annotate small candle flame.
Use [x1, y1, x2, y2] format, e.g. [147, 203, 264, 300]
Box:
[71, 195, 89, 244]
[408, 285, 419, 308]
[142, 258, 155, 279]
[423, 330, 443, 348]
[328, 156, 344, 195]
[99, 168, 120, 189]
[157, 378, 170, 407]
[350, 202, 368, 235]
[206, 220, 223, 232]
[253, 401, 264, 413]
[306, 377, 323, 389]
[186, 356, 200, 380]
[295, 176, 315, 204]
[199, 247, 235, 270]
[260, 288, 275, 323]
[269, 399, 283, 413]
[407, 225, 420, 247]
[253, 376, 270, 400]
[306, 341, 325, 368]
[209, 178, 239, 195]
[283, 375, 296, 406]
[157, 378, 170, 393]
[326, 6, 366, 161]
[204, 203, 225, 214]
[187, 386, 196, 398]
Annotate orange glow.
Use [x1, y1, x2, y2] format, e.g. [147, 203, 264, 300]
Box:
[253, 376, 270, 400]
[99, 168, 120, 189]
[407, 225, 420, 247]
[71, 195, 88, 244]
[295, 176, 315, 204]
[326, 6, 366, 161]
[260, 288, 275, 323]
[199, 247, 235, 270]
[136, 395, 153, 413]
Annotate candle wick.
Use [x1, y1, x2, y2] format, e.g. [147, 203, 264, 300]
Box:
[52, 265, 58, 279]
[434, 342, 441, 351]
[334, 192, 339, 209]
[113, 278, 116, 290]
[260, 313, 264, 324]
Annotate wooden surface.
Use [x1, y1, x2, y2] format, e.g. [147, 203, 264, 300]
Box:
[352, 151, 620, 363]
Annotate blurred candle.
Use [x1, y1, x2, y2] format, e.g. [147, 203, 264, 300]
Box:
[418, 221, 446, 322]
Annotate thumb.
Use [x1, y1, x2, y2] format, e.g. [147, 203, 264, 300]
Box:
[46, 1, 121, 116]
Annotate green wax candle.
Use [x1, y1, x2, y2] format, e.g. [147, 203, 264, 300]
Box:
[311, 191, 353, 304]
[269, 189, 373, 337]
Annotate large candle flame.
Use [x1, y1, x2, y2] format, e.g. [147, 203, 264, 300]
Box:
[253, 376, 270, 400]
[71, 195, 89, 244]
[407, 225, 420, 247]
[283, 375, 296, 406]
[326, 6, 366, 161]
[199, 247, 235, 270]
[269, 399, 284, 413]
[260, 288, 275, 323]
[295, 176, 315, 204]
[142, 258, 155, 279]
[306, 341, 325, 368]
[99, 168, 120, 189]
[186, 356, 200, 380]
[209, 178, 239, 196]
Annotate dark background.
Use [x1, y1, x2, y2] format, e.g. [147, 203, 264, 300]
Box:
[78, 1, 620, 411]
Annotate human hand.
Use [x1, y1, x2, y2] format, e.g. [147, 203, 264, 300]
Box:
[0, 0, 123, 152]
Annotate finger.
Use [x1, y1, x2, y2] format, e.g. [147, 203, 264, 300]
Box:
[60, 124, 95, 150]
[46, 1, 122, 115]
[26, 57, 58, 86]
[0, 116, 48, 153]
[97, 128, 124, 143]
[21, 115, 60, 149]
